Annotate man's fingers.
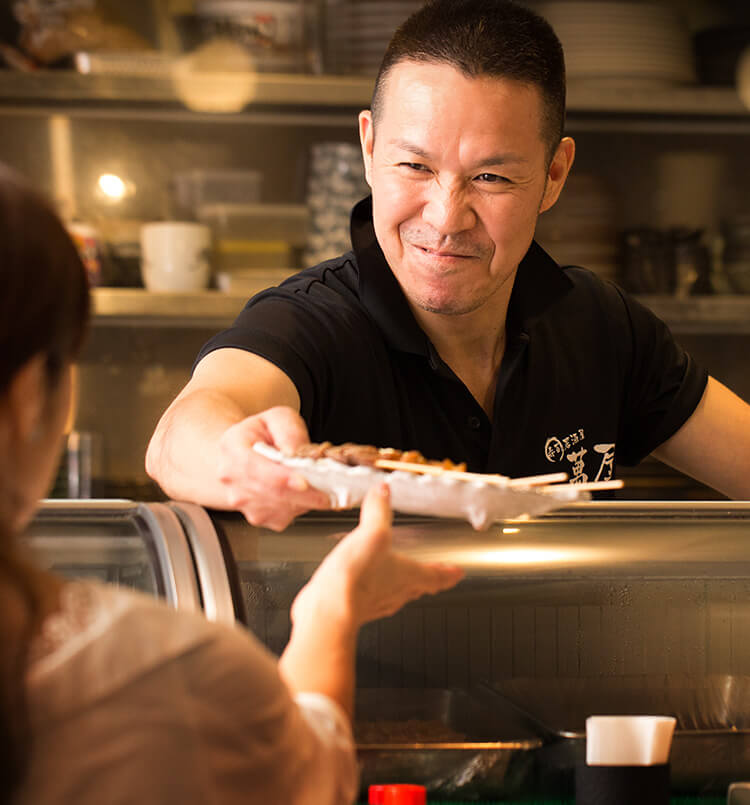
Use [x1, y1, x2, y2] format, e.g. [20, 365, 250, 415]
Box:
[262, 405, 312, 453]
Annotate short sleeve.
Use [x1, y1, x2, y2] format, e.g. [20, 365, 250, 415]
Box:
[192, 268, 380, 436]
[616, 289, 708, 465]
[21, 588, 358, 805]
[180, 624, 359, 805]
[194, 290, 331, 424]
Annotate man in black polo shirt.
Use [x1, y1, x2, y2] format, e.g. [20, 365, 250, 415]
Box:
[147, 0, 750, 530]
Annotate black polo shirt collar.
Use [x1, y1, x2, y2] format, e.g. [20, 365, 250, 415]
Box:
[350, 195, 574, 355]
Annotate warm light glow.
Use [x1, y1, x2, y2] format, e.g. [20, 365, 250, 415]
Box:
[172, 39, 257, 113]
[477, 546, 600, 565]
[97, 173, 127, 200]
[502, 527, 520, 534]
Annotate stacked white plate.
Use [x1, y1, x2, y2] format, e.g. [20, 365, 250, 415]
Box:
[535, 172, 619, 282]
[532, 1, 695, 88]
[324, 0, 423, 75]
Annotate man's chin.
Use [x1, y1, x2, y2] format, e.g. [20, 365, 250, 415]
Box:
[413, 294, 485, 317]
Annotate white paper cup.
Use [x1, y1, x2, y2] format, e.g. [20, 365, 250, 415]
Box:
[140, 221, 211, 291]
[586, 715, 676, 766]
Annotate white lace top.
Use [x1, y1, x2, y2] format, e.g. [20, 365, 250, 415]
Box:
[17, 580, 358, 805]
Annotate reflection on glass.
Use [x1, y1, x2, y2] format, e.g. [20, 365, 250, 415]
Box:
[24, 510, 160, 597]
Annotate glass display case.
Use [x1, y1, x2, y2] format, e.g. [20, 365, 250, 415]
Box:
[24, 499, 750, 799]
[25, 499, 202, 613]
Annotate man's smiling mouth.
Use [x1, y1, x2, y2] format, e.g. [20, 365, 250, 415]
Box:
[415, 244, 476, 259]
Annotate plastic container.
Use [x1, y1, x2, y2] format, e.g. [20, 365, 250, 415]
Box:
[214, 239, 294, 270]
[197, 203, 308, 247]
[195, 0, 304, 48]
[175, 0, 310, 72]
[171, 170, 262, 217]
[215, 267, 297, 294]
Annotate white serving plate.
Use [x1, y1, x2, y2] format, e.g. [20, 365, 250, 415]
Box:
[254, 443, 590, 529]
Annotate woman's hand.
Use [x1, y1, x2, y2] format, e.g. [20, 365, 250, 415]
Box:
[291, 484, 464, 629]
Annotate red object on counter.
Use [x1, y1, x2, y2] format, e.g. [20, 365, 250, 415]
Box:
[368, 783, 427, 804]
[368, 785, 386, 804]
[383, 784, 427, 804]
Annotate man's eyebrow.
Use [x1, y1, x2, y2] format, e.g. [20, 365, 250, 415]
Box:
[388, 139, 529, 167]
[389, 139, 432, 160]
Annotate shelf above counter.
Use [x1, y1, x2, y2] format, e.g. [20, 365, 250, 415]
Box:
[92, 287, 249, 328]
[92, 287, 750, 332]
[636, 295, 750, 334]
[0, 70, 373, 109]
[1, 70, 749, 124]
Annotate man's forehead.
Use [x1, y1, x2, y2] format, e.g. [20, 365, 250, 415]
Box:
[374, 60, 547, 148]
[382, 58, 541, 99]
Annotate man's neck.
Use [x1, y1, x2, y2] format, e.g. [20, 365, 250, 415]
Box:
[409, 287, 514, 418]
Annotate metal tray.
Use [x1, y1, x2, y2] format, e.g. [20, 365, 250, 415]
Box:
[354, 688, 542, 798]
[485, 674, 750, 795]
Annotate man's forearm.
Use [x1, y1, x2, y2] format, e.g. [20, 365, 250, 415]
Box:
[653, 377, 750, 500]
[145, 388, 247, 507]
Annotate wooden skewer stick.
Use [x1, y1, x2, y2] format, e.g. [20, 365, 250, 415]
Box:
[374, 459, 509, 485]
[373, 459, 624, 494]
[545, 479, 624, 492]
[507, 472, 569, 487]
[374, 459, 447, 475]
[375, 460, 569, 488]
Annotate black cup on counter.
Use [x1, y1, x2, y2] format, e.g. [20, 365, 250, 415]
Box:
[576, 763, 670, 805]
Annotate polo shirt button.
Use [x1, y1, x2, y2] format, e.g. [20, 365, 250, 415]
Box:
[467, 415, 481, 430]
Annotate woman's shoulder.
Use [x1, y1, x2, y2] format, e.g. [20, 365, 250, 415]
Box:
[30, 580, 208, 666]
[27, 579, 277, 722]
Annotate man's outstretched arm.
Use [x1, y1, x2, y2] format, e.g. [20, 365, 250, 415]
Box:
[652, 376, 750, 499]
[146, 347, 330, 530]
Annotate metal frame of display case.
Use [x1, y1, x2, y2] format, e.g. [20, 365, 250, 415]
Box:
[30, 499, 202, 612]
[167, 501, 236, 624]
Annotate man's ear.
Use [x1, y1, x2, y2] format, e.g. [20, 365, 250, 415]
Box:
[539, 136, 576, 214]
[358, 110, 375, 187]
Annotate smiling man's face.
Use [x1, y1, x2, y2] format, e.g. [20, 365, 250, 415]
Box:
[359, 60, 573, 318]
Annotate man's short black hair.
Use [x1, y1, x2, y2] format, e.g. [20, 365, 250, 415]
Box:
[371, 0, 566, 162]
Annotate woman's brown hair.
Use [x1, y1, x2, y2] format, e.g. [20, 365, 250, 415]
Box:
[0, 164, 90, 802]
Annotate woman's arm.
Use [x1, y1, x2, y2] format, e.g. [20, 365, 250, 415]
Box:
[278, 485, 464, 717]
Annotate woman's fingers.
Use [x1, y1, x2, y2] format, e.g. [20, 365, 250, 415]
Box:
[344, 484, 393, 559]
[358, 483, 393, 534]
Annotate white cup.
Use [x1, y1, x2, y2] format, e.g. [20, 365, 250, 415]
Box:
[585, 715, 676, 766]
[140, 221, 211, 292]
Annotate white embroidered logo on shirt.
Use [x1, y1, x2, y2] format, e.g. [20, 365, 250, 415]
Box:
[544, 430, 615, 482]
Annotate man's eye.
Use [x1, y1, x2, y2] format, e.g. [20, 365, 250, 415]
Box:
[400, 162, 429, 172]
[475, 173, 509, 184]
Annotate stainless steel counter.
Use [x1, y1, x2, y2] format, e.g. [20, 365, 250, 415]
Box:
[25, 499, 750, 797]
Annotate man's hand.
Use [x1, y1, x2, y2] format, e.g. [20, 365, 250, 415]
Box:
[216, 406, 331, 530]
[146, 349, 332, 530]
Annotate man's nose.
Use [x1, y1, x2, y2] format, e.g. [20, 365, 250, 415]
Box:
[421, 180, 476, 235]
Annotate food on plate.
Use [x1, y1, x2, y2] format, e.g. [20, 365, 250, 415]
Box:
[256, 441, 622, 528]
[292, 441, 467, 472]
